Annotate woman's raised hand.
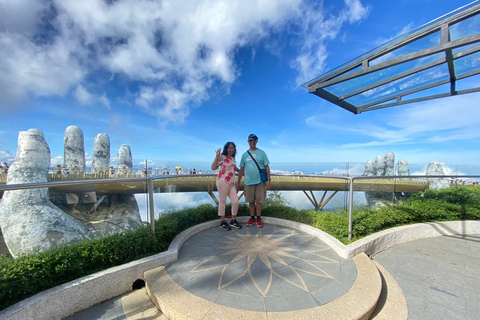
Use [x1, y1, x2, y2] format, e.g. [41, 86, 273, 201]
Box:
[215, 148, 221, 157]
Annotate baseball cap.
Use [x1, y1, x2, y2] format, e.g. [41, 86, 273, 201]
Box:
[248, 134, 258, 140]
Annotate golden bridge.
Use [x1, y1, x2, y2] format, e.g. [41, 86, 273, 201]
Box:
[0, 173, 429, 210]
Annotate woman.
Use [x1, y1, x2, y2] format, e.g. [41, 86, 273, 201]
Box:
[211, 142, 241, 230]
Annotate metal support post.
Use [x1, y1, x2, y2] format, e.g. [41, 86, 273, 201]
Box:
[348, 177, 354, 242]
[148, 177, 155, 234]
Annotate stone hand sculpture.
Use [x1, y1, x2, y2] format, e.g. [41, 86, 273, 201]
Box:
[117, 144, 133, 174]
[64, 125, 86, 174]
[364, 152, 411, 208]
[92, 133, 110, 174]
[364, 152, 449, 208]
[426, 161, 450, 190]
[0, 129, 92, 258]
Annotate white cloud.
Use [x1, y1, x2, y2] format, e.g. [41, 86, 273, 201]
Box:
[0, 31, 86, 106]
[0, 0, 371, 126]
[391, 95, 480, 132]
[98, 93, 111, 109]
[280, 190, 366, 210]
[74, 85, 94, 105]
[0, 150, 14, 162]
[135, 192, 214, 221]
[343, 0, 371, 24]
[304, 92, 480, 151]
[291, 0, 370, 85]
[348, 94, 480, 146]
[73, 85, 112, 109]
[0, 0, 47, 34]
[50, 155, 64, 167]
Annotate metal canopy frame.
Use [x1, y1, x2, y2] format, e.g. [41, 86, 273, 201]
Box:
[303, 1, 480, 114]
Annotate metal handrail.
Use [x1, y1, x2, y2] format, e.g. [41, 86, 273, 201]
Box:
[1, 174, 479, 239]
[0, 176, 156, 233]
[347, 174, 480, 241]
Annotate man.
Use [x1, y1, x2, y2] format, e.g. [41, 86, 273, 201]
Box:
[237, 134, 271, 228]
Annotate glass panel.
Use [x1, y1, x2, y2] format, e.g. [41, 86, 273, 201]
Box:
[456, 73, 480, 91]
[365, 98, 397, 108]
[337, 65, 363, 78]
[46, 179, 149, 223]
[370, 31, 441, 66]
[402, 83, 450, 101]
[452, 43, 480, 55]
[326, 53, 444, 97]
[304, 2, 480, 89]
[346, 64, 450, 106]
[454, 51, 480, 75]
[450, 13, 480, 41]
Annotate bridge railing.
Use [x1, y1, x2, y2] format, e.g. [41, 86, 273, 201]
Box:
[347, 175, 480, 241]
[0, 177, 156, 234]
[0, 174, 479, 244]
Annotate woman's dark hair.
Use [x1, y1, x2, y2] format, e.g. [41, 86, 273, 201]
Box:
[221, 142, 236, 157]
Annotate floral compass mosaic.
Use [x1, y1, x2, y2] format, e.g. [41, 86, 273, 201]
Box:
[165, 223, 357, 312]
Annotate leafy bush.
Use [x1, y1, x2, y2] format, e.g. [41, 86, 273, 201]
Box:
[0, 204, 218, 311]
[263, 205, 315, 224]
[265, 191, 290, 207]
[313, 211, 349, 241]
[410, 186, 480, 205]
[350, 186, 480, 242]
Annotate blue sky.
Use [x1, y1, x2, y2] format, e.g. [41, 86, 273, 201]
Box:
[1, 0, 479, 172]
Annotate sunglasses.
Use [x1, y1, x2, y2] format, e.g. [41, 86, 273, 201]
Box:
[248, 139, 257, 142]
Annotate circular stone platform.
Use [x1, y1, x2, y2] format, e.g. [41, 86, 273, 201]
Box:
[165, 223, 356, 313]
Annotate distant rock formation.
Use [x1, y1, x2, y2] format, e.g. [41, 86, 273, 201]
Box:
[92, 133, 110, 174]
[0, 129, 93, 258]
[426, 161, 450, 190]
[117, 144, 133, 174]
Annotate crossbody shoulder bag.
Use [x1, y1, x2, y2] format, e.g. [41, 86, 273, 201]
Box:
[247, 150, 268, 182]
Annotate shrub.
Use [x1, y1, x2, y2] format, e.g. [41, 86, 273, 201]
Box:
[410, 186, 480, 205]
[0, 204, 218, 311]
[314, 211, 349, 242]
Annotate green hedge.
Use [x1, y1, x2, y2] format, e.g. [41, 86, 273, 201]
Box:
[350, 186, 480, 242]
[265, 186, 480, 244]
[0, 204, 218, 311]
[1, 187, 479, 310]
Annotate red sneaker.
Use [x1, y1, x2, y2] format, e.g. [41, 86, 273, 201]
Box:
[256, 217, 263, 228]
[246, 216, 256, 227]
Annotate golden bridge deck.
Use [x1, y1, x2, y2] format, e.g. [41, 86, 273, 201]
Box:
[0, 174, 429, 196]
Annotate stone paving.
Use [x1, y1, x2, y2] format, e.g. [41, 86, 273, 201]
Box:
[0, 217, 474, 320]
[165, 223, 357, 313]
[372, 234, 480, 320]
[64, 285, 165, 320]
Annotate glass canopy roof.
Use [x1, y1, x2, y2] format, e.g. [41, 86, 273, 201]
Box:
[303, 1, 480, 114]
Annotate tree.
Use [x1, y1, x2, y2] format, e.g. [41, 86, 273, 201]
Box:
[264, 191, 289, 207]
